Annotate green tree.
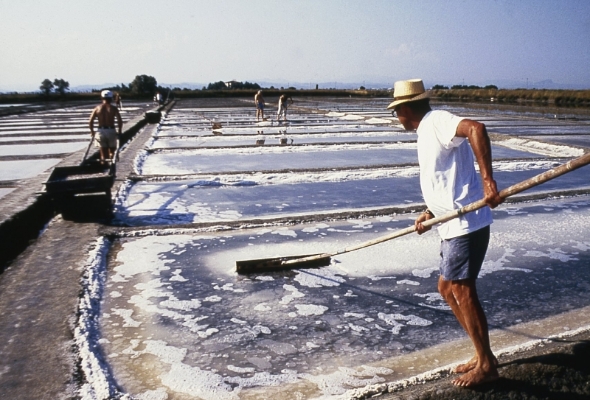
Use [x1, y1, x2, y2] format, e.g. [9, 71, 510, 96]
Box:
[40, 79, 54, 95]
[129, 75, 158, 96]
[206, 81, 226, 90]
[53, 78, 69, 95]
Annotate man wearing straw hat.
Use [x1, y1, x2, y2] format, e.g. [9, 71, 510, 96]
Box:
[388, 79, 503, 387]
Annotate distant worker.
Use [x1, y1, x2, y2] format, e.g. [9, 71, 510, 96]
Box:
[89, 90, 123, 164]
[254, 90, 265, 121]
[277, 94, 293, 122]
[113, 92, 122, 109]
[389, 78, 503, 387]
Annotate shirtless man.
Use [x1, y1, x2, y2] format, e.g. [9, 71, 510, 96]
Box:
[254, 90, 265, 121]
[89, 90, 123, 163]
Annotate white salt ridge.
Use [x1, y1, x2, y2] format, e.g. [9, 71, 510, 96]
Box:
[498, 137, 584, 157]
[153, 130, 404, 142]
[365, 117, 394, 124]
[299, 365, 393, 396]
[132, 159, 562, 191]
[340, 114, 365, 120]
[182, 123, 385, 134]
[74, 237, 128, 400]
[345, 325, 590, 400]
[153, 142, 416, 156]
[491, 159, 561, 172]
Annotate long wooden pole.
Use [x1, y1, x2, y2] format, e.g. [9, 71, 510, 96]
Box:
[281, 152, 590, 266]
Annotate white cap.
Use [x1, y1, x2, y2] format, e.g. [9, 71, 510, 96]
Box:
[101, 90, 113, 98]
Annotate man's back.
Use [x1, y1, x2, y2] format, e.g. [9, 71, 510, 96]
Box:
[92, 103, 119, 126]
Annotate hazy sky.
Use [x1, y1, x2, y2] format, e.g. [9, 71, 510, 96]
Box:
[1, 0, 589, 91]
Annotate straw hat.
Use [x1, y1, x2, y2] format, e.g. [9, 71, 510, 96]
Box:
[387, 79, 429, 109]
[101, 90, 113, 99]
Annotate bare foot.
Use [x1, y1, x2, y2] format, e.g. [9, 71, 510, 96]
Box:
[453, 356, 477, 373]
[452, 366, 499, 387]
[452, 355, 499, 374]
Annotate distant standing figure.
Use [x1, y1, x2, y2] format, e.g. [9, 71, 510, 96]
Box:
[113, 92, 122, 109]
[89, 90, 123, 164]
[156, 92, 163, 105]
[254, 90, 265, 121]
[277, 94, 293, 121]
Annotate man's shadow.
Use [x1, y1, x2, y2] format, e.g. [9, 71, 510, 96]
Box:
[467, 339, 590, 399]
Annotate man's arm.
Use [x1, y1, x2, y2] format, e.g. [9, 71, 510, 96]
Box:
[456, 119, 503, 208]
[88, 107, 97, 135]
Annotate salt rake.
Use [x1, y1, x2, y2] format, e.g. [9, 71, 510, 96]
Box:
[236, 152, 590, 274]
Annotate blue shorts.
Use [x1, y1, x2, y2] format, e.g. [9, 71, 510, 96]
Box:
[439, 226, 490, 281]
[256, 102, 264, 110]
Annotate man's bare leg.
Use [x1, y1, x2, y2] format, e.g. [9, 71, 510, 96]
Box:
[439, 277, 498, 374]
[447, 279, 498, 387]
[99, 147, 108, 163]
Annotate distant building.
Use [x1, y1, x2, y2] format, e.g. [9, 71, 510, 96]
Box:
[225, 80, 240, 89]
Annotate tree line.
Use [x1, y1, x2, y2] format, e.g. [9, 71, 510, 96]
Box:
[40, 78, 70, 95]
[432, 84, 499, 90]
[38, 75, 265, 97]
[38, 75, 166, 98]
